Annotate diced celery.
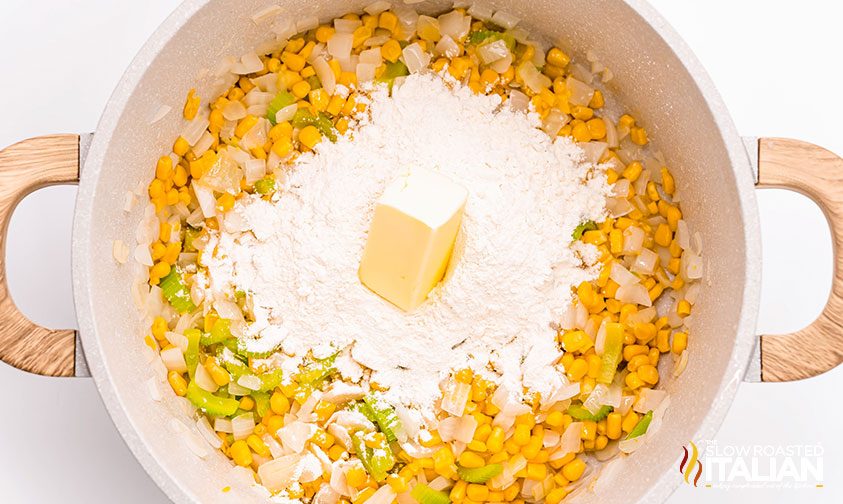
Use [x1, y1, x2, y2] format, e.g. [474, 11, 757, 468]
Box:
[306, 75, 322, 90]
[252, 391, 271, 417]
[258, 368, 285, 392]
[184, 328, 201, 379]
[598, 322, 624, 384]
[183, 227, 201, 252]
[457, 463, 502, 483]
[159, 267, 196, 314]
[567, 404, 613, 422]
[201, 318, 231, 346]
[254, 177, 276, 195]
[266, 91, 296, 125]
[351, 431, 395, 482]
[410, 483, 451, 504]
[296, 352, 338, 387]
[626, 410, 653, 439]
[467, 30, 516, 51]
[291, 109, 337, 141]
[363, 393, 402, 443]
[572, 220, 597, 240]
[186, 381, 239, 417]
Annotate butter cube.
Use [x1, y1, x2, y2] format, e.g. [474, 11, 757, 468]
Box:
[359, 170, 468, 311]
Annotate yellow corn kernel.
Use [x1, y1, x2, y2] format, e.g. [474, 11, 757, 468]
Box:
[346, 467, 368, 488]
[235, 115, 259, 138]
[626, 354, 649, 373]
[544, 411, 564, 429]
[672, 331, 688, 354]
[433, 447, 457, 477]
[522, 433, 543, 459]
[315, 25, 335, 43]
[338, 71, 358, 87]
[608, 228, 624, 255]
[458, 450, 486, 468]
[656, 329, 671, 353]
[281, 51, 306, 72]
[151, 316, 168, 340]
[239, 396, 255, 411]
[571, 105, 593, 121]
[183, 88, 200, 120]
[571, 121, 591, 142]
[156, 156, 174, 181]
[247, 434, 270, 457]
[270, 391, 290, 415]
[621, 411, 640, 434]
[150, 261, 171, 283]
[525, 462, 546, 481]
[566, 358, 589, 381]
[677, 300, 692, 318]
[148, 178, 165, 199]
[595, 435, 609, 451]
[449, 480, 467, 502]
[622, 344, 649, 361]
[448, 57, 471, 80]
[487, 426, 505, 453]
[589, 89, 605, 109]
[622, 161, 643, 182]
[299, 125, 322, 149]
[661, 167, 676, 195]
[513, 424, 531, 446]
[585, 355, 601, 379]
[229, 440, 253, 467]
[546, 47, 570, 68]
[466, 484, 489, 502]
[167, 371, 187, 396]
[630, 126, 648, 145]
[546, 488, 569, 504]
[581, 420, 596, 441]
[204, 359, 230, 386]
[561, 330, 592, 354]
[173, 164, 188, 187]
[267, 415, 285, 434]
[653, 223, 672, 247]
[503, 481, 521, 501]
[625, 371, 645, 390]
[270, 137, 293, 158]
[386, 474, 407, 493]
[606, 413, 622, 440]
[328, 444, 345, 461]
[216, 193, 236, 212]
[378, 11, 398, 32]
[648, 347, 661, 366]
[638, 364, 660, 384]
[562, 458, 586, 482]
[173, 136, 190, 157]
[290, 80, 310, 99]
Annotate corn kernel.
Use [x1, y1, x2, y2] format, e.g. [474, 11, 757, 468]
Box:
[229, 440, 252, 467]
[672, 331, 688, 354]
[299, 125, 322, 149]
[562, 458, 586, 482]
[270, 391, 290, 415]
[167, 370, 187, 396]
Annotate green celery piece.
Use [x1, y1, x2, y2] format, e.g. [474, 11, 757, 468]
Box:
[598, 323, 624, 384]
[382, 61, 409, 80]
[350, 400, 378, 423]
[252, 391, 271, 417]
[572, 220, 597, 240]
[567, 404, 613, 422]
[291, 109, 338, 142]
[467, 30, 516, 51]
[296, 352, 338, 387]
[220, 352, 249, 378]
[258, 368, 285, 392]
[201, 318, 231, 346]
[410, 483, 451, 504]
[184, 329, 201, 379]
[626, 410, 654, 439]
[266, 91, 296, 125]
[457, 464, 503, 483]
[254, 177, 276, 195]
[183, 227, 201, 252]
[363, 394, 402, 443]
[351, 432, 395, 482]
[291, 108, 316, 129]
[186, 381, 239, 417]
[306, 75, 322, 90]
[159, 267, 195, 314]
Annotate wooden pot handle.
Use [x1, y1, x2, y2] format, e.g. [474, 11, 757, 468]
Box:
[0, 135, 79, 377]
[757, 137, 843, 381]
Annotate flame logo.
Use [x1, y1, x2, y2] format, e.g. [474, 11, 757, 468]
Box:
[679, 441, 703, 487]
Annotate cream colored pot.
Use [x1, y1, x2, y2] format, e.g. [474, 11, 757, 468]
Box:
[1, 0, 841, 502]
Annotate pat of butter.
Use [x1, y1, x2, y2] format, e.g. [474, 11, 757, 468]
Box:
[359, 169, 468, 311]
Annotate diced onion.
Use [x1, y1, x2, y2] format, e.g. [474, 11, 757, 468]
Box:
[566, 76, 594, 106]
[489, 53, 513, 74]
[633, 388, 667, 414]
[313, 57, 337, 95]
[508, 90, 529, 112]
[181, 116, 210, 146]
[439, 10, 470, 40]
[631, 248, 658, 275]
[438, 415, 477, 443]
[683, 252, 704, 280]
[609, 262, 639, 287]
[222, 100, 247, 121]
[296, 16, 319, 33]
[440, 379, 471, 416]
[477, 39, 510, 64]
[359, 47, 383, 66]
[197, 416, 223, 449]
[232, 52, 264, 75]
[160, 347, 187, 373]
[607, 197, 634, 218]
[232, 412, 256, 440]
[435, 35, 460, 58]
[194, 359, 219, 392]
[402, 43, 431, 73]
[676, 219, 690, 250]
[491, 10, 520, 29]
[364, 0, 391, 15]
[516, 61, 551, 93]
[616, 283, 652, 307]
[356, 63, 377, 83]
[258, 454, 303, 493]
[237, 374, 263, 391]
[278, 421, 317, 453]
[334, 18, 362, 33]
[327, 33, 354, 59]
[622, 226, 645, 254]
[550, 422, 582, 460]
[541, 109, 569, 137]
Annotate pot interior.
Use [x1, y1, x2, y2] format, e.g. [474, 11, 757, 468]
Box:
[74, 0, 759, 502]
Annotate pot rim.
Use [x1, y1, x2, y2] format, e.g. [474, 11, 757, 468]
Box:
[71, 1, 762, 502]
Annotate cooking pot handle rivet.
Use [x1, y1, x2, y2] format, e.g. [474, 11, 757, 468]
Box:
[0, 134, 79, 377]
[756, 137, 843, 382]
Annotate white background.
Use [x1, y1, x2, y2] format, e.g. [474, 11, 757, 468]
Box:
[1, 1, 840, 502]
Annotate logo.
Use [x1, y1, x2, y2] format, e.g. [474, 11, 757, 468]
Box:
[679, 441, 703, 487]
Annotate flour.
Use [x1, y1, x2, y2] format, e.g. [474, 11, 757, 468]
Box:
[199, 72, 609, 408]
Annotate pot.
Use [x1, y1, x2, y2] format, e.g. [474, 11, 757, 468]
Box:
[0, 0, 841, 502]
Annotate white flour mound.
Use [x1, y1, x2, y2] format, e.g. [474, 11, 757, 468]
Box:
[200, 72, 609, 408]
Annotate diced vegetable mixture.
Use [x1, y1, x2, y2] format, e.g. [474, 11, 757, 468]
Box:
[138, 2, 700, 502]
